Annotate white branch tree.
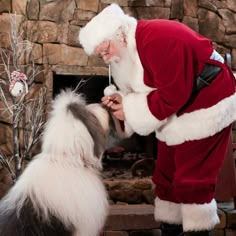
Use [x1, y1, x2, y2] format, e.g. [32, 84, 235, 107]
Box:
[0, 14, 47, 182]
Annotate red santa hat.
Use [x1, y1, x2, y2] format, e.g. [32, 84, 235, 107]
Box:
[79, 3, 136, 55]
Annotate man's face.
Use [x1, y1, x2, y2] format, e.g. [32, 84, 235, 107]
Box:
[95, 40, 122, 64]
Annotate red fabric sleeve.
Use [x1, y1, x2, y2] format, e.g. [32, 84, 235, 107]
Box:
[143, 38, 195, 120]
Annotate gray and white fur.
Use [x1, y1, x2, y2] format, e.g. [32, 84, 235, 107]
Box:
[0, 90, 110, 236]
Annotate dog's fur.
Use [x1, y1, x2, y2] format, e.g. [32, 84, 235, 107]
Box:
[0, 90, 110, 236]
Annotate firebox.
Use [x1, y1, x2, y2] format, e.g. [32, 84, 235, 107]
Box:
[53, 73, 157, 178]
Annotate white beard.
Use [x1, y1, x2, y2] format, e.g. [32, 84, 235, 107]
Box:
[110, 45, 153, 94]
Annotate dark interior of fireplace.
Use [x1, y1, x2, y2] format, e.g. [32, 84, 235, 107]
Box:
[53, 73, 157, 178]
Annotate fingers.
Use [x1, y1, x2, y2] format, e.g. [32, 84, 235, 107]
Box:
[112, 109, 125, 121]
[111, 103, 122, 110]
[109, 93, 122, 102]
[101, 94, 121, 108]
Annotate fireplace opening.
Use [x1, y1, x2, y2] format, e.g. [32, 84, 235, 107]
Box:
[53, 73, 157, 179]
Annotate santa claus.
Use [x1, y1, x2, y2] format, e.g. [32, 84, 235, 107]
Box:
[79, 4, 236, 236]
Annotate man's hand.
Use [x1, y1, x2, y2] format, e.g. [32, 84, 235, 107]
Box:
[101, 93, 125, 121]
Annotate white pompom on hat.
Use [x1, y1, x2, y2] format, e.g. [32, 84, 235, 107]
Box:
[79, 3, 136, 55]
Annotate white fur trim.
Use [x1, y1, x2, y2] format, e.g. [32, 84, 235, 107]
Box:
[112, 116, 134, 138]
[79, 3, 137, 55]
[154, 197, 182, 224]
[123, 92, 167, 135]
[182, 199, 219, 231]
[156, 93, 236, 145]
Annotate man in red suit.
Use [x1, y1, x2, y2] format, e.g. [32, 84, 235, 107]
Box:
[79, 3, 236, 236]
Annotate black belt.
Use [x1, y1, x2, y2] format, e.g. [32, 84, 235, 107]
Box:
[192, 64, 222, 94]
[193, 53, 231, 94]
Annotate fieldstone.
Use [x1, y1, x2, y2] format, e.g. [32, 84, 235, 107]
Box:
[43, 43, 88, 66]
[198, 0, 218, 12]
[109, 189, 143, 204]
[0, 143, 12, 159]
[182, 16, 199, 32]
[24, 21, 58, 43]
[198, 9, 225, 42]
[52, 65, 108, 76]
[0, 123, 12, 145]
[57, 23, 69, 45]
[72, 9, 96, 24]
[26, 0, 39, 20]
[218, 9, 236, 34]
[12, 0, 27, 15]
[76, 0, 99, 12]
[0, 98, 13, 123]
[39, 0, 76, 23]
[0, 0, 11, 13]
[171, 0, 184, 20]
[105, 204, 160, 230]
[0, 182, 10, 199]
[88, 55, 107, 67]
[183, 0, 198, 17]
[132, 179, 153, 190]
[101, 0, 128, 7]
[227, 0, 236, 12]
[0, 13, 24, 48]
[106, 180, 134, 190]
[136, 7, 170, 20]
[214, 1, 228, 9]
[25, 43, 43, 64]
[128, 0, 171, 7]
[128, 0, 148, 7]
[224, 34, 236, 48]
[67, 25, 80, 46]
[142, 189, 155, 204]
[1, 171, 13, 185]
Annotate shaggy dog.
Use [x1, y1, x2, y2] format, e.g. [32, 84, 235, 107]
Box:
[0, 90, 110, 236]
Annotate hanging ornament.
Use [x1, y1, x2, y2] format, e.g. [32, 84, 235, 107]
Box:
[103, 64, 117, 96]
[9, 71, 29, 97]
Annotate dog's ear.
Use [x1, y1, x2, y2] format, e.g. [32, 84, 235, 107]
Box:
[67, 102, 107, 160]
[86, 103, 110, 134]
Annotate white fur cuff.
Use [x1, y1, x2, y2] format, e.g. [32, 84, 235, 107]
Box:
[182, 199, 219, 232]
[156, 93, 236, 145]
[123, 93, 167, 136]
[112, 115, 134, 138]
[154, 197, 182, 224]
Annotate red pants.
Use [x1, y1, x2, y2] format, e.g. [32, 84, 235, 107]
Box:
[152, 125, 232, 204]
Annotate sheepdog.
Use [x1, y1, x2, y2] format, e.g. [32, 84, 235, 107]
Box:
[0, 90, 110, 236]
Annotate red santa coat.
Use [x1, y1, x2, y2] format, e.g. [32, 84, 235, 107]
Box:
[122, 19, 236, 146]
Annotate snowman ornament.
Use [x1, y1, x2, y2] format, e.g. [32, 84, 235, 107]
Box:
[9, 71, 28, 97]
